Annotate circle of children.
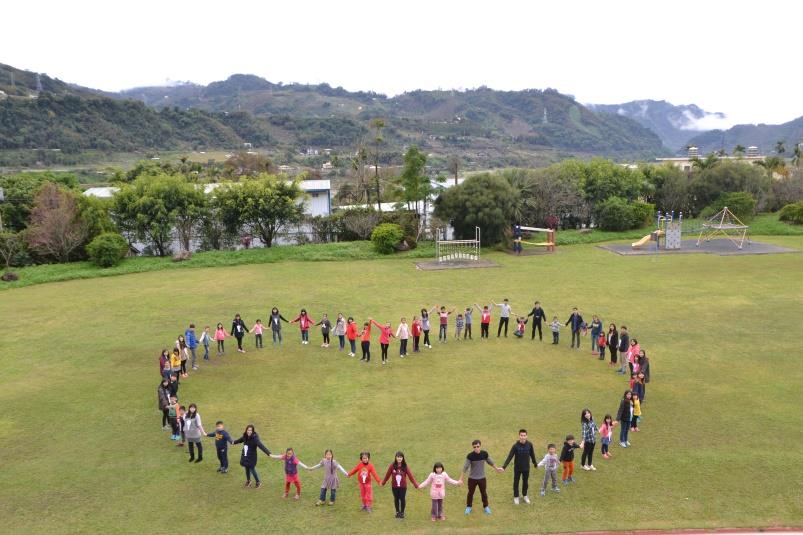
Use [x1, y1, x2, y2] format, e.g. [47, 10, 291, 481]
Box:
[156, 300, 652, 522]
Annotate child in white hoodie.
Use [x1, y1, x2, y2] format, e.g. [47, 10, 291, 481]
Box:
[395, 318, 410, 357]
[418, 462, 462, 521]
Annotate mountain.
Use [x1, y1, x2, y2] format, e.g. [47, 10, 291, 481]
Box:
[1, 64, 668, 162]
[588, 100, 727, 152]
[684, 115, 803, 155]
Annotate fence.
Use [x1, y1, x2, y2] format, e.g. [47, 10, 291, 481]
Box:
[436, 226, 480, 262]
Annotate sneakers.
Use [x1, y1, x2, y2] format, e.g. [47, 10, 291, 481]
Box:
[483, 506, 492, 515]
[589, 465, 596, 471]
[464, 506, 472, 515]
[568, 476, 576, 483]
[365, 507, 373, 513]
[552, 486, 560, 492]
[192, 365, 199, 370]
[582, 465, 590, 471]
[194, 457, 202, 463]
[283, 492, 289, 499]
[162, 425, 170, 431]
[562, 479, 568, 485]
[221, 468, 228, 473]
[255, 482, 262, 489]
[316, 500, 325, 506]
[540, 490, 546, 497]
[523, 496, 531, 504]
[348, 352, 355, 357]
[293, 494, 300, 500]
[619, 442, 628, 448]
[327, 501, 335, 506]
[244, 481, 252, 488]
[513, 497, 519, 505]
[626, 441, 631, 446]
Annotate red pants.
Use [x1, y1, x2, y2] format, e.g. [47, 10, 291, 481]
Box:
[285, 480, 301, 495]
[359, 483, 373, 506]
[562, 461, 574, 480]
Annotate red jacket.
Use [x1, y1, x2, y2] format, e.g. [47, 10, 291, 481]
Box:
[370, 319, 393, 344]
[346, 322, 359, 341]
[481, 310, 491, 324]
[411, 321, 422, 337]
[360, 324, 372, 342]
[291, 314, 314, 330]
[382, 463, 419, 489]
[348, 461, 381, 485]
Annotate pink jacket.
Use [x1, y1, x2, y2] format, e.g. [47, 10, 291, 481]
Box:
[627, 343, 640, 364]
[214, 328, 226, 341]
[418, 471, 459, 499]
[371, 320, 392, 344]
[292, 314, 314, 330]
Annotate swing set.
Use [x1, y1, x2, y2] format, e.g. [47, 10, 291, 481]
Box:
[513, 226, 556, 253]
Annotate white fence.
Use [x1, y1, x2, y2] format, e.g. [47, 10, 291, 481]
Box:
[436, 226, 480, 262]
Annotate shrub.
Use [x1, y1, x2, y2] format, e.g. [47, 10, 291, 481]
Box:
[1, 271, 19, 282]
[86, 232, 129, 268]
[701, 191, 756, 221]
[370, 223, 404, 254]
[403, 235, 418, 250]
[172, 251, 192, 262]
[630, 201, 655, 228]
[779, 201, 803, 225]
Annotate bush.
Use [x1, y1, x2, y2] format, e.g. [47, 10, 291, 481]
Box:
[701, 191, 757, 221]
[370, 223, 404, 254]
[86, 232, 128, 268]
[630, 201, 655, 228]
[172, 251, 192, 262]
[595, 197, 653, 231]
[1, 271, 19, 282]
[779, 201, 803, 225]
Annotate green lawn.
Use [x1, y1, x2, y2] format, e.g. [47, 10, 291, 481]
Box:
[1, 240, 801, 534]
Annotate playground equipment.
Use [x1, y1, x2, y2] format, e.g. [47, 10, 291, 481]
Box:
[515, 225, 556, 253]
[632, 211, 682, 250]
[436, 226, 480, 262]
[696, 207, 749, 249]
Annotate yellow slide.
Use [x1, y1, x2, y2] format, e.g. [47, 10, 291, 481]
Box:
[631, 230, 663, 248]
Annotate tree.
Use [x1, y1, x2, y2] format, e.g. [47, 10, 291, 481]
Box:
[775, 140, 786, 155]
[691, 153, 720, 171]
[350, 145, 370, 204]
[0, 172, 77, 232]
[0, 231, 23, 270]
[792, 143, 801, 170]
[753, 156, 787, 182]
[733, 144, 746, 157]
[222, 152, 274, 179]
[216, 175, 305, 247]
[447, 155, 461, 186]
[580, 158, 646, 208]
[25, 182, 88, 262]
[434, 174, 516, 245]
[370, 118, 385, 211]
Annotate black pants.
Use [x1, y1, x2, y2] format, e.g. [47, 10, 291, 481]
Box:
[399, 339, 408, 355]
[255, 333, 263, 348]
[571, 329, 580, 348]
[466, 478, 488, 507]
[465, 324, 472, 339]
[392, 487, 407, 513]
[235, 335, 244, 350]
[480, 323, 489, 338]
[161, 408, 169, 426]
[322, 332, 330, 345]
[531, 322, 542, 340]
[188, 441, 203, 460]
[423, 330, 431, 346]
[581, 441, 595, 466]
[380, 343, 389, 361]
[552, 331, 559, 344]
[513, 470, 530, 498]
[180, 360, 187, 374]
[217, 340, 224, 354]
[497, 317, 509, 337]
[609, 346, 618, 363]
[217, 448, 229, 470]
[361, 341, 370, 361]
[413, 336, 420, 351]
[439, 324, 447, 341]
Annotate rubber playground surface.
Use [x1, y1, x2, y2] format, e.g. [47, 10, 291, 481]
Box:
[598, 239, 798, 256]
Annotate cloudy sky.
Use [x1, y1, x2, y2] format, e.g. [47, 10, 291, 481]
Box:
[2, 0, 800, 127]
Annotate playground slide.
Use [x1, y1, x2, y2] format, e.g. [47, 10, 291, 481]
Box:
[631, 234, 652, 248]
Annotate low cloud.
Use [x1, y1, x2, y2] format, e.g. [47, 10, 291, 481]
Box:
[670, 109, 733, 131]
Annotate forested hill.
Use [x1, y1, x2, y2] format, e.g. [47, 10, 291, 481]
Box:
[0, 64, 668, 161]
[684, 115, 803, 155]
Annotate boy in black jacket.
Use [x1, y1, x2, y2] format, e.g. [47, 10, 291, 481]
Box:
[501, 429, 538, 504]
[559, 435, 582, 484]
[207, 421, 233, 473]
[526, 301, 547, 341]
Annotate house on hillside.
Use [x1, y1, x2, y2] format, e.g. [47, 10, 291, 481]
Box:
[656, 146, 767, 172]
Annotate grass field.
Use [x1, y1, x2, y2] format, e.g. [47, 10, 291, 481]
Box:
[1, 239, 802, 534]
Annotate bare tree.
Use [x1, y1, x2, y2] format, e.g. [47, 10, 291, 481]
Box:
[447, 155, 461, 185]
[26, 183, 87, 262]
[0, 231, 23, 270]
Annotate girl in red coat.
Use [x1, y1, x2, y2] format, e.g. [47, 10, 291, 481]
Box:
[345, 317, 358, 357]
[290, 309, 315, 345]
[359, 322, 373, 362]
[348, 451, 381, 512]
[411, 316, 423, 352]
[370, 318, 394, 365]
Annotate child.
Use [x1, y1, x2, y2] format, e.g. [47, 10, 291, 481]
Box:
[160, 350, 171, 381]
[290, 309, 315, 345]
[599, 415, 616, 459]
[559, 435, 581, 484]
[475, 304, 491, 340]
[308, 449, 349, 506]
[550, 317, 561, 344]
[269, 307, 288, 345]
[636, 367, 648, 402]
[251, 319, 264, 349]
[537, 444, 561, 496]
[214, 323, 227, 355]
[271, 447, 310, 499]
[176, 405, 186, 447]
[418, 462, 462, 521]
[333, 313, 347, 351]
[348, 451, 381, 512]
[464, 307, 473, 340]
[199, 326, 212, 360]
[157, 378, 170, 429]
[513, 316, 528, 338]
[316, 314, 332, 348]
[176, 335, 189, 377]
[206, 420, 233, 473]
[185, 324, 199, 370]
[381, 451, 419, 519]
[230, 314, 249, 353]
[169, 349, 182, 383]
[597, 330, 607, 360]
[167, 396, 179, 440]
[616, 390, 634, 447]
[462, 439, 504, 515]
[454, 314, 464, 340]
[631, 393, 642, 432]
[411, 316, 422, 352]
[436, 305, 455, 343]
[370, 318, 394, 364]
[580, 409, 598, 471]
[420, 308, 432, 348]
[359, 321, 372, 362]
[395, 318, 410, 357]
[626, 338, 640, 375]
[184, 403, 207, 463]
[346, 317, 358, 357]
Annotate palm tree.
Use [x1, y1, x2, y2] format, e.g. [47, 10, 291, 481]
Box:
[716, 148, 727, 157]
[733, 144, 746, 157]
[691, 153, 720, 171]
[754, 156, 786, 180]
[775, 140, 786, 155]
[370, 118, 385, 212]
[792, 143, 801, 170]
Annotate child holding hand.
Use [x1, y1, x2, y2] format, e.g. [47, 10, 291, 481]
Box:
[348, 451, 382, 512]
[418, 462, 462, 521]
[271, 447, 310, 499]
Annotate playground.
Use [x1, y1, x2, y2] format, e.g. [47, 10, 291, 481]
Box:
[0, 237, 801, 534]
[600, 238, 798, 256]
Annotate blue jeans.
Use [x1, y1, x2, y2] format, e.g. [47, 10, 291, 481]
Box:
[189, 346, 197, 366]
[245, 466, 260, 483]
[301, 330, 309, 342]
[203, 343, 209, 360]
[349, 339, 356, 353]
[338, 335, 345, 350]
[619, 421, 630, 443]
[591, 334, 599, 351]
[272, 330, 282, 344]
[217, 448, 228, 470]
[319, 488, 337, 501]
